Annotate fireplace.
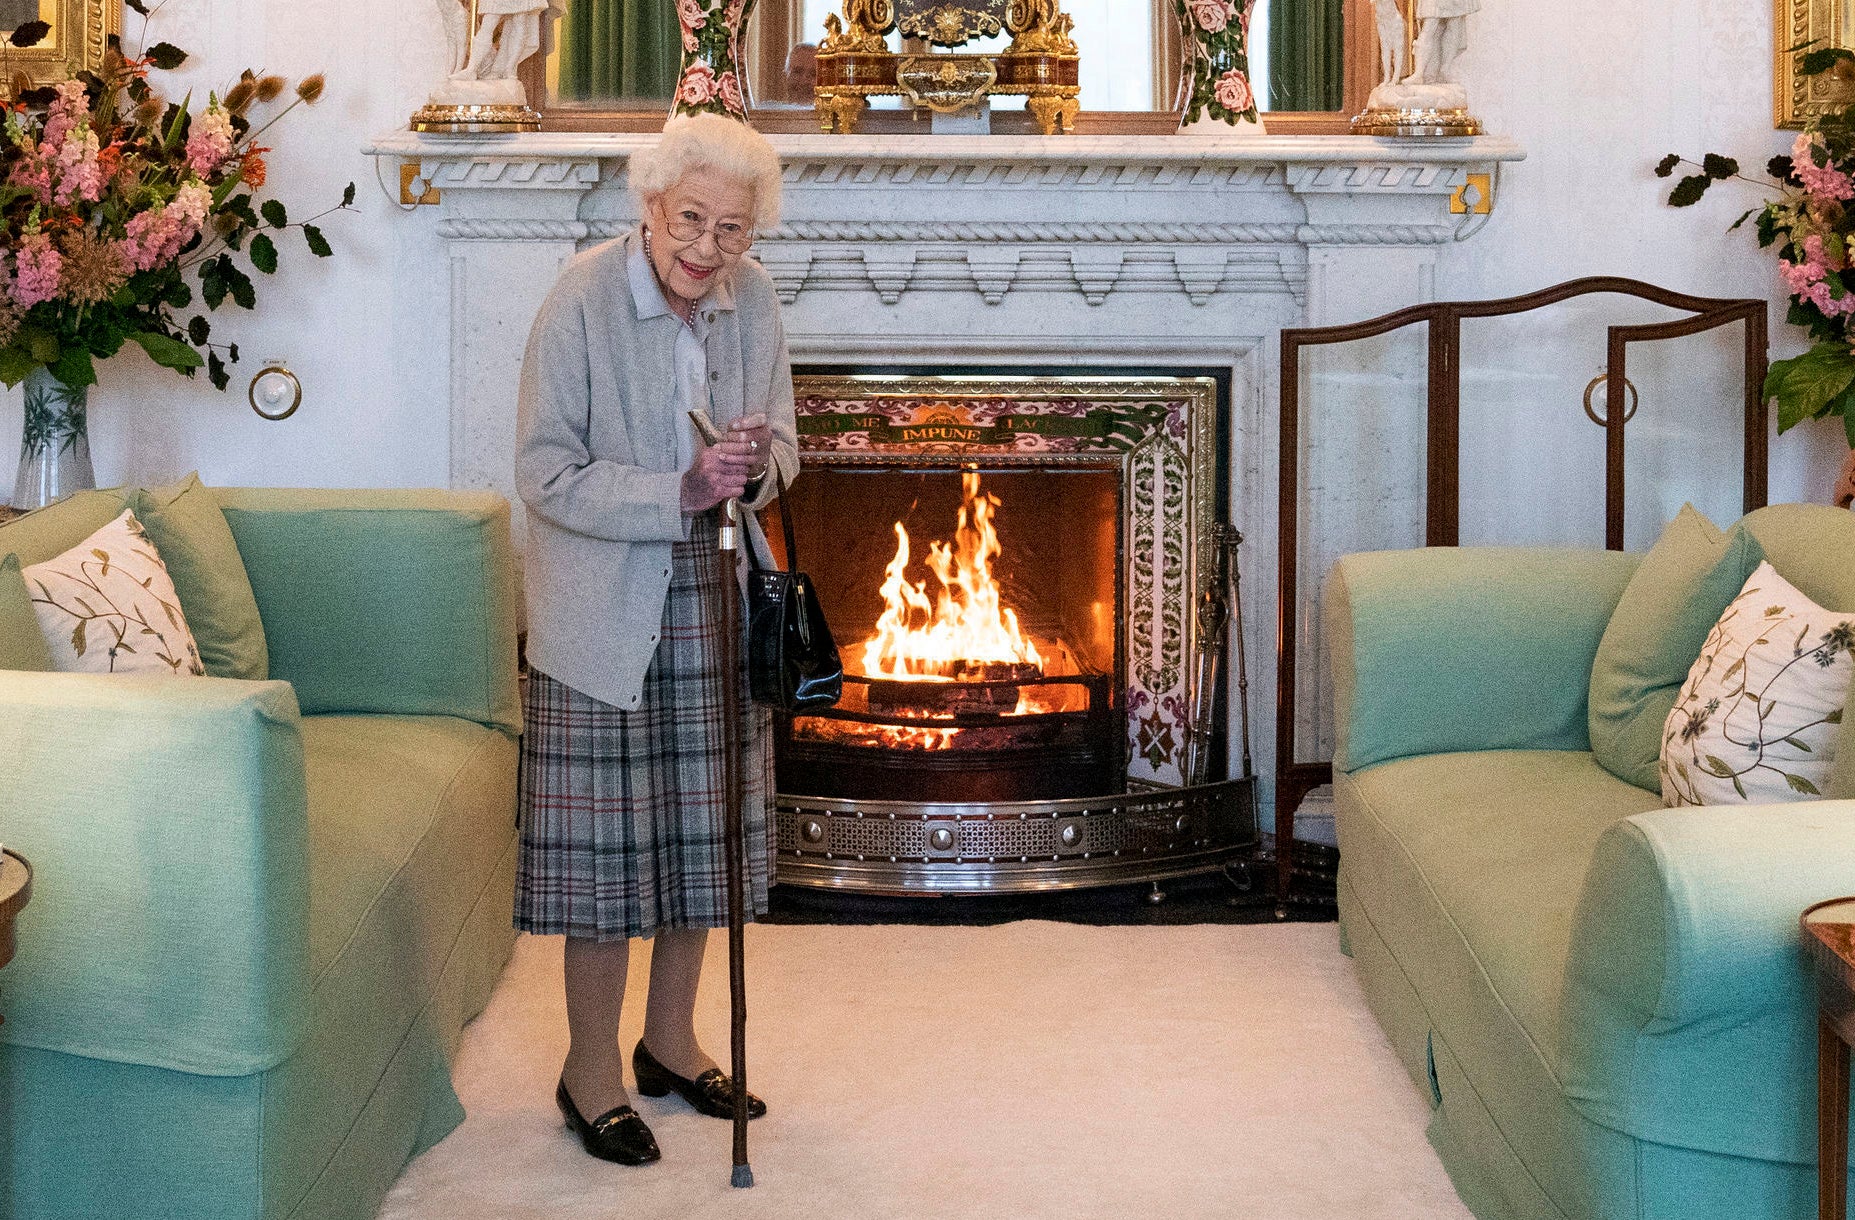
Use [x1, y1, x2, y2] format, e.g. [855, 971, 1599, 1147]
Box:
[768, 372, 1256, 895]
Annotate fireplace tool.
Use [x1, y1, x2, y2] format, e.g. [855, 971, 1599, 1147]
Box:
[694, 412, 755, 1189]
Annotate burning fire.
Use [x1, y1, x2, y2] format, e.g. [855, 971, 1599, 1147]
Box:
[860, 472, 1044, 682]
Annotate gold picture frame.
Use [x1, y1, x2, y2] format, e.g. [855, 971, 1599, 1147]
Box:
[1, 0, 119, 96]
[1777, 0, 1855, 128]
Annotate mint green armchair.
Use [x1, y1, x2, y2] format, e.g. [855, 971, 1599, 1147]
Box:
[1327, 504, 1855, 1220]
[0, 489, 520, 1220]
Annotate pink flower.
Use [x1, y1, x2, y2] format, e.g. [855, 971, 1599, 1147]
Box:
[1187, 0, 1233, 33]
[1240, 0, 1256, 34]
[717, 70, 744, 115]
[676, 0, 706, 34]
[677, 62, 718, 106]
[185, 106, 235, 179]
[40, 80, 89, 153]
[13, 232, 62, 309]
[682, 25, 698, 53]
[8, 157, 52, 206]
[1213, 68, 1254, 114]
[52, 129, 105, 205]
[119, 181, 212, 272]
[1793, 131, 1855, 203]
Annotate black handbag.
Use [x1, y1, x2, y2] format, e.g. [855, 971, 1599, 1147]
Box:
[746, 473, 843, 712]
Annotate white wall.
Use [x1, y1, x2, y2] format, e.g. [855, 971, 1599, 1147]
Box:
[0, 0, 1842, 504]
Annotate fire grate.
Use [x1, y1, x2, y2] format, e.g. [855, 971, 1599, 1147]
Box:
[775, 779, 1257, 895]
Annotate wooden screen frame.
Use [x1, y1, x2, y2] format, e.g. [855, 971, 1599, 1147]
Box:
[522, 0, 1379, 134]
[1273, 277, 1770, 901]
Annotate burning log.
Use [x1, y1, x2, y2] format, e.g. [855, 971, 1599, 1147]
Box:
[866, 660, 1043, 718]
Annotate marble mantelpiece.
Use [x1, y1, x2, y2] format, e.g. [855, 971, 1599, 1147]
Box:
[363, 129, 1524, 816]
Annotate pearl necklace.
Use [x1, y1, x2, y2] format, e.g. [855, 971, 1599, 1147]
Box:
[640, 225, 698, 328]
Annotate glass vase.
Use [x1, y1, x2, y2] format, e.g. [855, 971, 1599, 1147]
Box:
[1176, 0, 1265, 133]
[671, 0, 759, 122]
[12, 366, 95, 511]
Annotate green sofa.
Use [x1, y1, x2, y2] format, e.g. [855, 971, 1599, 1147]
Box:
[0, 488, 521, 1220]
[1327, 503, 1855, 1220]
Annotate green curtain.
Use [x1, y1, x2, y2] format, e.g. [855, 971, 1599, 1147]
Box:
[557, 0, 682, 103]
[1267, 0, 1343, 112]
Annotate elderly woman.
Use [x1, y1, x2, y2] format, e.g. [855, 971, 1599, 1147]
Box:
[513, 113, 795, 1167]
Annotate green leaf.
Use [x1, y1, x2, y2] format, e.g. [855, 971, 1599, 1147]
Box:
[129, 331, 204, 371]
[207, 350, 229, 392]
[1786, 772, 1823, 795]
[1669, 175, 1711, 207]
[200, 259, 226, 310]
[0, 345, 36, 388]
[1830, 707, 1844, 724]
[1781, 735, 1815, 752]
[70, 620, 86, 656]
[1846, 404, 1855, 448]
[1703, 754, 1736, 777]
[260, 199, 287, 229]
[1655, 153, 1681, 178]
[50, 346, 96, 390]
[1730, 207, 1756, 232]
[341, 181, 356, 207]
[163, 94, 190, 153]
[146, 41, 187, 70]
[1732, 775, 1747, 798]
[303, 224, 331, 258]
[10, 20, 50, 48]
[249, 232, 277, 274]
[1765, 343, 1855, 432]
[1702, 153, 1740, 180]
[222, 258, 255, 309]
[187, 315, 210, 346]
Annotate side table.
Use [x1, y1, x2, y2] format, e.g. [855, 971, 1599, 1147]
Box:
[0, 847, 32, 1027]
[1803, 897, 1855, 1218]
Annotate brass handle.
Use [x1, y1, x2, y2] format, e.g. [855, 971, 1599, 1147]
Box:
[1583, 373, 1639, 427]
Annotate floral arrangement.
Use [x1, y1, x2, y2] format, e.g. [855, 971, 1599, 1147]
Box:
[672, 0, 751, 120]
[1176, 0, 1260, 127]
[0, 6, 352, 394]
[1659, 45, 1855, 449]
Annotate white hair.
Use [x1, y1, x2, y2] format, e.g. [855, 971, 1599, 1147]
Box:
[628, 114, 783, 232]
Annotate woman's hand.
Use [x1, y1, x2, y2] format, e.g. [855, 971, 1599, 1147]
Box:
[680, 435, 757, 513]
[726, 413, 773, 481]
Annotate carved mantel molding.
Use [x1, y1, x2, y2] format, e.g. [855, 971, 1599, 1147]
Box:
[366, 130, 1523, 308]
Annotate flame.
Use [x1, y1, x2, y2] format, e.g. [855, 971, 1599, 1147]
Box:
[859, 472, 1044, 681]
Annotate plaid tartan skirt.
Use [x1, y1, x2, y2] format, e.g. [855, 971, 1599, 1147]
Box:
[514, 525, 774, 941]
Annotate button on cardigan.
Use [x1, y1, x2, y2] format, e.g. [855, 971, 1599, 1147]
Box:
[515, 228, 798, 710]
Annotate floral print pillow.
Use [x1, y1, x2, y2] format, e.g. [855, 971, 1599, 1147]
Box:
[24, 508, 205, 676]
[1661, 561, 1853, 807]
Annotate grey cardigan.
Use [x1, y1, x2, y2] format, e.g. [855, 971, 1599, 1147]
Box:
[515, 229, 798, 710]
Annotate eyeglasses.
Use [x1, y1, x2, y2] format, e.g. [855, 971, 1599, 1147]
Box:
[659, 209, 756, 254]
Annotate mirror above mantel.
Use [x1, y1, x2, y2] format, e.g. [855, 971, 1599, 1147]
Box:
[520, 0, 1377, 134]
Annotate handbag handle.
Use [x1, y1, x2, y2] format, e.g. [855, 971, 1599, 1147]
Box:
[744, 465, 799, 573]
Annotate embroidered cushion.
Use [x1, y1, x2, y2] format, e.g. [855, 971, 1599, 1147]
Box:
[1661, 561, 1854, 806]
[23, 508, 205, 676]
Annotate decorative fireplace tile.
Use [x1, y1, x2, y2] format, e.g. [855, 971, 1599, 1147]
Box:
[793, 374, 1219, 787]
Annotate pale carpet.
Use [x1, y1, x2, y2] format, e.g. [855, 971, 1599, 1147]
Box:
[379, 923, 1472, 1220]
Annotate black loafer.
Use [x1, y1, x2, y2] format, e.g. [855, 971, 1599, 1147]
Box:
[556, 1078, 661, 1165]
[633, 1041, 767, 1120]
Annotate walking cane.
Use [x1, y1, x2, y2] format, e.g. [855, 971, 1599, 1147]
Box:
[713, 481, 755, 1189]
